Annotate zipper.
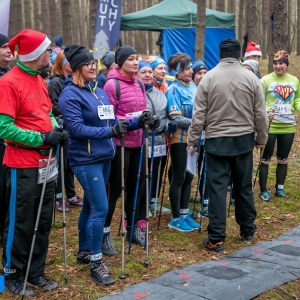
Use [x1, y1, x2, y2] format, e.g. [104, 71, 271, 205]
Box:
[88, 139, 91, 153]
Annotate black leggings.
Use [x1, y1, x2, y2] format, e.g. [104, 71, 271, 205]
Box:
[105, 146, 145, 229]
[169, 143, 194, 218]
[259, 133, 294, 192]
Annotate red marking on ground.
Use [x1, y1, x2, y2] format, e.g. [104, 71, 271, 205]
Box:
[284, 240, 292, 244]
[180, 273, 192, 280]
[219, 262, 230, 266]
[253, 249, 264, 253]
[134, 292, 149, 299]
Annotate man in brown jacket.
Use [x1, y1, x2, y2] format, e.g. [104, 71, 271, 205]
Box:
[187, 38, 268, 252]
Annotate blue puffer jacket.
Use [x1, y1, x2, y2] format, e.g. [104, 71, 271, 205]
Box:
[58, 81, 119, 167]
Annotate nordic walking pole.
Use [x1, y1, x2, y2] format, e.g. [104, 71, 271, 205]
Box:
[120, 118, 126, 279]
[153, 157, 162, 220]
[21, 148, 53, 299]
[157, 134, 172, 230]
[52, 146, 60, 227]
[199, 154, 207, 232]
[128, 132, 145, 254]
[60, 144, 68, 283]
[144, 128, 155, 267]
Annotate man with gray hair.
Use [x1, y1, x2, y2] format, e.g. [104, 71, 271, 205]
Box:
[187, 38, 268, 252]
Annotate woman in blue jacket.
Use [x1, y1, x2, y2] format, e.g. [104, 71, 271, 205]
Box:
[58, 45, 132, 286]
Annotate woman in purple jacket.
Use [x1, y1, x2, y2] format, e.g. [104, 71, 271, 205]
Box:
[102, 46, 158, 255]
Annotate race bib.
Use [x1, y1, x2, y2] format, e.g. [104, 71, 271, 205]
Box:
[38, 157, 58, 184]
[98, 105, 115, 119]
[273, 104, 291, 115]
[125, 110, 143, 117]
[148, 144, 167, 158]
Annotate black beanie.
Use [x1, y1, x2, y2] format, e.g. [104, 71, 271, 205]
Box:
[64, 45, 94, 72]
[115, 45, 138, 68]
[219, 38, 241, 59]
[0, 34, 9, 47]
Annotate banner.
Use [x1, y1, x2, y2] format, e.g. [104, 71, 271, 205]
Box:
[93, 0, 122, 59]
[0, 0, 10, 36]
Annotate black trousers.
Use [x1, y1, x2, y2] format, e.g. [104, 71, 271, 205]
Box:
[105, 146, 145, 228]
[0, 143, 7, 236]
[2, 168, 55, 279]
[206, 151, 257, 243]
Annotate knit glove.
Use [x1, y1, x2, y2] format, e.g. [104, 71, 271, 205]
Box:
[149, 115, 160, 130]
[137, 110, 153, 128]
[110, 120, 129, 137]
[41, 129, 65, 147]
[166, 121, 178, 134]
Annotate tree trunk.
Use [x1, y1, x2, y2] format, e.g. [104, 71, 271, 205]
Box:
[41, 0, 51, 39]
[273, 0, 288, 52]
[245, 0, 257, 42]
[261, 0, 269, 58]
[216, 0, 225, 11]
[72, 0, 80, 45]
[88, 0, 98, 49]
[9, 0, 23, 37]
[237, 0, 245, 42]
[194, 0, 206, 60]
[297, 0, 300, 54]
[228, 0, 235, 13]
[268, 0, 274, 73]
[61, 0, 73, 46]
[23, 0, 32, 29]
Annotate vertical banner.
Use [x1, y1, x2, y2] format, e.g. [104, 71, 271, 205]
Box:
[0, 0, 10, 36]
[93, 0, 122, 59]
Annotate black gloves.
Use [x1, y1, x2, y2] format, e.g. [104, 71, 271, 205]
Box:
[110, 120, 129, 137]
[41, 128, 69, 147]
[150, 115, 160, 130]
[166, 121, 178, 134]
[137, 110, 153, 128]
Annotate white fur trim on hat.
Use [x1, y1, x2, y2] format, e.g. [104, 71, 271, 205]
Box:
[244, 50, 262, 58]
[18, 36, 51, 62]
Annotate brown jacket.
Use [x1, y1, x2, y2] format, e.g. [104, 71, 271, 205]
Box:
[187, 58, 268, 147]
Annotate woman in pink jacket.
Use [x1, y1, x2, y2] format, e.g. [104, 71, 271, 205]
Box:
[101, 46, 157, 255]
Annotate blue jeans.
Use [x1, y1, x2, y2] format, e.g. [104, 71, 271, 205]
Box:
[72, 160, 111, 257]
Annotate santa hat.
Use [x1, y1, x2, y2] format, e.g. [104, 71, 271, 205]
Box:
[244, 41, 262, 58]
[8, 29, 51, 62]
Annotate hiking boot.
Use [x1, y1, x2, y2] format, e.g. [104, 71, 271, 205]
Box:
[90, 260, 115, 286]
[274, 189, 287, 198]
[126, 225, 146, 246]
[102, 234, 118, 256]
[239, 233, 254, 243]
[168, 216, 193, 232]
[202, 238, 224, 253]
[5, 276, 35, 296]
[28, 275, 58, 290]
[67, 195, 83, 207]
[260, 191, 272, 202]
[56, 200, 69, 212]
[137, 219, 152, 234]
[230, 198, 235, 205]
[77, 250, 90, 264]
[198, 208, 209, 219]
[184, 214, 201, 230]
[149, 202, 171, 214]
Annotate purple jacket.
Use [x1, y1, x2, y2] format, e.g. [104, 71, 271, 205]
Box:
[104, 67, 147, 148]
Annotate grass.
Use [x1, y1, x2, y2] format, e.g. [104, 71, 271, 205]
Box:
[2, 55, 300, 299]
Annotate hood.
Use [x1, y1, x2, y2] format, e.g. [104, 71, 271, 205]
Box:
[64, 75, 73, 87]
[106, 67, 136, 85]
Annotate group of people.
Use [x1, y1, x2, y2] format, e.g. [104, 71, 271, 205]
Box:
[0, 27, 299, 297]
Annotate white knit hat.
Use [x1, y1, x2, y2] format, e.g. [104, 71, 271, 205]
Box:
[8, 29, 51, 62]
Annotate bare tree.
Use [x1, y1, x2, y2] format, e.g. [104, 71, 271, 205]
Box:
[9, 0, 23, 37]
[261, 0, 269, 58]
[228, 0, 235, 13]
[297, 0, 300, 54]
[194, 0, 206, 60]
[237, 0, 245, 42]
[89, 0, 98, 49]
[216, 0, 225, 11]
[267, 0, 274, 73]
[41, 0, 52, 38]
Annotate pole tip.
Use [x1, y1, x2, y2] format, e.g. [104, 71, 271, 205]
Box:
[144, 260, 150, 267]
[119, 274, 126, 279]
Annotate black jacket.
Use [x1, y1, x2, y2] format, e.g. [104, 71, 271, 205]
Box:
[47, 74, 66, 116]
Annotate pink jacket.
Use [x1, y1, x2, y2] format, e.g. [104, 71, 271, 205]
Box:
[104, 67, 147, 148]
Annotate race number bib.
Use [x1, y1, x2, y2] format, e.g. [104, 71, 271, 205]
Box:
[125, 110, 143, 117]
[38, 157, 58, 184]
[273, 104, 291, 115]
[98, 105, 115, 119]
[148, 144, 167, 158]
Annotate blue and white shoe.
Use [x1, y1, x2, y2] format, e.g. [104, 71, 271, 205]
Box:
[185, 214, 201, 230]
[168, 216, 193, 232]
[260, 191, 272, 202]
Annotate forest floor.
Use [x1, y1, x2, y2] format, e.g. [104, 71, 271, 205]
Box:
[1, 55, 300, 300]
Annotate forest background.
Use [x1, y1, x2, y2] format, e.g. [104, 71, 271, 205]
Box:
[8, 0, 296, 72]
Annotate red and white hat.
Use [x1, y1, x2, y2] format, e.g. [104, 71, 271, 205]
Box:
[8, 29, 51, 62]
[244, 41, 262, 58]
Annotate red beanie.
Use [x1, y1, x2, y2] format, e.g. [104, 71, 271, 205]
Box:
[244, 41, 262, 58]
[8, 29, 51, 62]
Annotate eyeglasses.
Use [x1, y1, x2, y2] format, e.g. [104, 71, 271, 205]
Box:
[85, 60, 98, 69]
[46, 48, 52, 54]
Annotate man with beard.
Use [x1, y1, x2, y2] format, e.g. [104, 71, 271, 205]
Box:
[0, 29, 68, 296]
